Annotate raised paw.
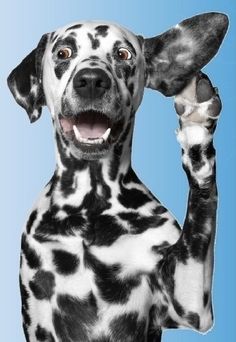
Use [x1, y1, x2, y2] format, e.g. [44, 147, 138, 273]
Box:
[174, 72, 222, 130]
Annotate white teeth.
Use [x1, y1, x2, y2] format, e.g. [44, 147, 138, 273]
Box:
[73, 125, 81, 140]
[102, 127, 111, 141]
[73, 125, 111, 145]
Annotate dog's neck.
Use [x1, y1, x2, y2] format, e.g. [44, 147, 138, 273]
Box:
[49, 119, 140, 208]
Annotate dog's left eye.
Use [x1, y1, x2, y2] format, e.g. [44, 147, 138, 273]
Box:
[57, 47, 72, 59]
[117, 48, 132, 60]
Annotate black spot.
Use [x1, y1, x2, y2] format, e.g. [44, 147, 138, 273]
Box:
[88, 33, 100, 49]
[89, 55, 99, 60]
[35, 204, 86, 237]
[118, 211, 168, 233]
[189, 144, 203, 164]
[26, 210, 37, 233]
[29, 270, 55, 300]
[188, 145, 204, 172]
[152, 241, 171, 253]
[163, 317, 179, 328]
[131, 65, 136, 76]
[52, 249, 79, 275]
[157, 81, 168, 94]
[20, 276, 31, 326]
[205, 141, 216, 159]
[95, 25, 109, 37]
[109, 144, 123, 181]
[128, 83, 134, 95]
[54, 138, 88, 195]
[123, 65, 132, 82]
[123, 168, 142, 185]
[90, 62, 98, 66]
[203, 291, 209, 307]
[33, 234, 54, 243]
[112, 40, 122, 56]
[65, 24, 82, 32]
[183, 222, 211, 261]
[35, 325, 55, 341]
[186, 312, 200, 330]
[152, 206, 167, 215]
[118, 184, 151, 209]
[74, 164, 112, 237]
[21, 234, 41, 269]
[84, 249, 140, 304]
[54, 61, 70, 79]
[90, 214, 126, 246]
[45, 173, 59, 197]
[126, 97, 131, 107]
[172, 298, 185, 317]
[172, 219, 181, 230]
[69, 31, 77, 37]
[106, 53, 112, 63]
[110, 312, 146, 342]
[53, 293, 97, 342]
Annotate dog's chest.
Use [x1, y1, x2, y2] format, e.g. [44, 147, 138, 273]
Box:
[21, 197, 181, 339]
[24, 203, 180, 299]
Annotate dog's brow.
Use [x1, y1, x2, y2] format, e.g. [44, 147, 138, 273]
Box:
[123, 39, 137, 56]
[52, 36, 78, 53]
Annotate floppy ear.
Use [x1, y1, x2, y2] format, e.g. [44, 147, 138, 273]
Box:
[144, 12, 229, 96]
[7, 34, 49, 123]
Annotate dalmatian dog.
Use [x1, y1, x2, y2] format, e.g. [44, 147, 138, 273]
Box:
[8, 12, 228, 342]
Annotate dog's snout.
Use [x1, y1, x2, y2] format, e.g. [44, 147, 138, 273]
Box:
[73, 68, 111, 99]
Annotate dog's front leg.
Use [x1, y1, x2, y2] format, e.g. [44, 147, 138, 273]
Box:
[156, 72, 222, 333]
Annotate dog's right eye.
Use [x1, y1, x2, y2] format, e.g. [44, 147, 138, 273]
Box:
[117, 48, 132, 60]
[57, 47, 72, 59]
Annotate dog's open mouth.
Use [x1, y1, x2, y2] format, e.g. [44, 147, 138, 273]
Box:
[60, 111, 111, 145]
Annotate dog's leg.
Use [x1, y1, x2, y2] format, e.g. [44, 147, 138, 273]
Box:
[156, 72, 221, 333]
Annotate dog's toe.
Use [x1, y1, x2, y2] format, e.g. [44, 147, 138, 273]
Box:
[196, 73, 214, 103]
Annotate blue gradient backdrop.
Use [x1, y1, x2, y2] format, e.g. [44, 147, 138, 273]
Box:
[1, 1, 235, 341]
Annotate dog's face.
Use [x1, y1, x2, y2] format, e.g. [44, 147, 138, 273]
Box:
[42, 21, 145, 159]
[8, 13, 228, 160]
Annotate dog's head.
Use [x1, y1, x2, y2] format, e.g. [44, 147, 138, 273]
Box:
[8, 13, 228, 160]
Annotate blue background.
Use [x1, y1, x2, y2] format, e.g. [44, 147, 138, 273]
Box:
[1, 1, 235, 341]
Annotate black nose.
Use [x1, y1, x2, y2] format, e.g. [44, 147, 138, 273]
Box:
[73, 68, 111, 99]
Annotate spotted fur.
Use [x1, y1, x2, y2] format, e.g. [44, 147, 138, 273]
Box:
[8, 12, 228, 342]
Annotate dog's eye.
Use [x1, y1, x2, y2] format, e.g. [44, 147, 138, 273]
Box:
[57, 48, 72, 59]
[117, 48, 132, 60]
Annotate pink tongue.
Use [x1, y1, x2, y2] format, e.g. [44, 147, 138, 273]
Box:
[78, 122, 107, 139]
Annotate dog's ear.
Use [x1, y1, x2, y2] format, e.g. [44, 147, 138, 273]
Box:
[7, 33, 49, 123]
[144, 12, 229, 96]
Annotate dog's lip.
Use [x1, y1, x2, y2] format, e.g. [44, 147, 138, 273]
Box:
[59, 110, 112, 144]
